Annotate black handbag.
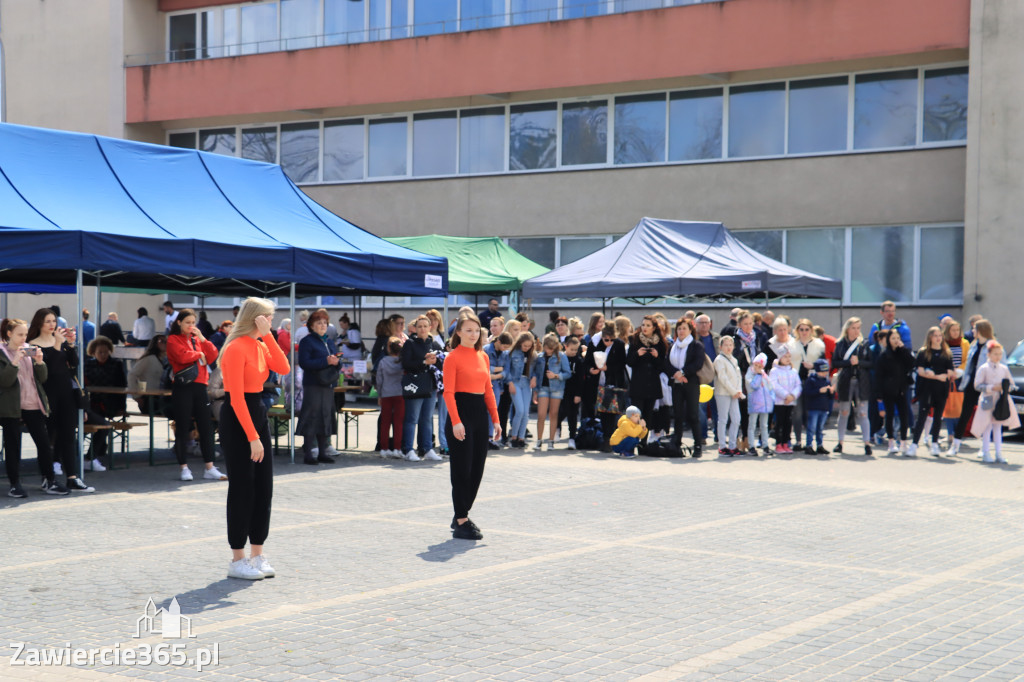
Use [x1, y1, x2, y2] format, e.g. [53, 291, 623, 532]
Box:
[174, 363, 200, 385]
[993, 379, 1012, 421]
[402, 370, 435, 398]
[317, 364, 341, 387]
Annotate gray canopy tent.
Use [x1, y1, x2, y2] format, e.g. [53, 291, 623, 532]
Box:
[521, 218, 842, 305]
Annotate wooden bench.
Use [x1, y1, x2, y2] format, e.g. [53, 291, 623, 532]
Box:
[267, 406, 292, 458]
[336, 407, 378, 450]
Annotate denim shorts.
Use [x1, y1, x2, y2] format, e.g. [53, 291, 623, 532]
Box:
[536, 386, 564, 400]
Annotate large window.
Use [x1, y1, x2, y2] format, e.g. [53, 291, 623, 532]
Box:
[614, 94, 666, 165]
[324, 120, 364, 181]
[241, 127, 278, 164]
[788, 77, 848, 154]
[368, 118, 408, 177]
[199, 128, 236, 156]
[735, 230, 783, 262]
[240, 4, 279, 54]
[924, 67, 968, 143]
[560, 237, 608, 265]
[281, 0, 320, 49]
[561, 101, 608, 166]
[169, 14, 198, 61]
[919, 226, 963, 301]
[459, 108, 505, 174]
[512, 0, 559, 25]
[850, 225, 915, 303]
[324, 0, 365, 44]
[728, 83, 785, 158]
[461, 0, 505, 30]
[786, 228, 844, 302]
[510, 103, 557, 171]
[414, 0, 457, 36]
[668, 88, 722, 161]
[507, 237, 556, 269]
[413, 112, 457, 177]
[854, 70, 918, 149]
[280, 122, 320, 183]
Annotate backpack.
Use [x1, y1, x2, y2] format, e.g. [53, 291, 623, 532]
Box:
[641, 435, 685, 458]
[576, 417, 604, 450]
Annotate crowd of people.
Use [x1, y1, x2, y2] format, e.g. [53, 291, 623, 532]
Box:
[367, 300, 1018, 465]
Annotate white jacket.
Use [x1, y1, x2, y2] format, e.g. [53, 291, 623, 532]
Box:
[769, 365, 803, 405]
[714, 353, 743, 397]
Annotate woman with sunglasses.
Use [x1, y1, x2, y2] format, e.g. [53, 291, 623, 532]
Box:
[792, 318, 825, 452]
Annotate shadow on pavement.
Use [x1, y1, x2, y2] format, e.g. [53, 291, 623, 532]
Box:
[417, 539, 484, 563]
[158, 577, 260, 615]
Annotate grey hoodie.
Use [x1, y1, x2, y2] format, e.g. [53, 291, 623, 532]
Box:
[376, 355, 404, 398]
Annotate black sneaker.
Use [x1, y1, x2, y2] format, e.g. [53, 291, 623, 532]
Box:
[452, 520, 483, 540]
[864, 444, 873, 456]
[804, 445, 816, 455]
[66, 478, 95, 493]
[833, 444, 843, 453]
[487, 441, 500, 451]
[450, 515, 480, 531]
[815, 446, 829, 455]
[747, 448, 759, 457]
[303, 455, 319, 465]
[44, 480, 69, 496]
[692, 446, 702, 459]
[317, 453, 336, 463]
[8, 485, 27, 498]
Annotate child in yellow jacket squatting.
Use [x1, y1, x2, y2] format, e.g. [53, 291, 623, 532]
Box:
[610, 406, 648, 458]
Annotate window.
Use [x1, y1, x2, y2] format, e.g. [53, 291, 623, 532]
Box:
[199, 128, 235, 156]
[615, 0, 664, 10]
[368, 0, 388, 40]
[324, 120, 365, 181]
[786, 228, 844, 302]
[614, 94, 666, 165]
[223, 8, 239, 56]
[510, 103, 557, 171]
[459, 108, 505, 174]
[668, 88, 722, 161]
[324, 0, 366, 45]
[280, 122, 320, 183]
[561, 101, 608, 166]
[169, 14, 197, 61]
[368, 118, 408, 177]
[728, 83, 785, 157]
[240, 4, 278, 54]
[919, 226, 963, 301]
[788, 77, 848, 154]
[414, 0, 458, 36]
[169, 132, 197, 149]
[241, 127, 278, 164]
[461, 0, 506, 30]
[199, 11, 223, 58]
[563, 0, 606, 18]
[281, 0, 319, 49]
[390, 0, 409, 38]
[508, 237, 555, 269]
[854, 70, 918, 149]
[413, 112, 457, 176]
[734, 230, 782, 261]
[923, 67, 968, 143]
[850, 225, 914, 303]
[512, 0, 558, 24]
[560, 237, 607, 266]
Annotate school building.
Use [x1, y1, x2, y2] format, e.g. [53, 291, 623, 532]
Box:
[0, 0, 1021, 343]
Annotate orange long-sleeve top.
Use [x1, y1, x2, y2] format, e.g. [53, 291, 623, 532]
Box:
[442, 345, 499, 427]
[220, 333, 291, 441]
[166, 333, 218, 385]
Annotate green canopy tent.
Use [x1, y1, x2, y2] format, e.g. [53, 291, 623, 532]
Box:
[386, 235, 549, 321]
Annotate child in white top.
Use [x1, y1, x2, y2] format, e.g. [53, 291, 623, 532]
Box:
[713, 336, 743, 455]
[971, 341, 1019, 463]
[769, 350, 802, 454]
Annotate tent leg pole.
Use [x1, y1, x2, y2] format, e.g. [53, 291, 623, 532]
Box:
[94, 275, 101, 342]
[289, 283, 296, 465]
[76, 269, 85, 483]
[443, 296, 449, 339]
[0, 293, 6, 319]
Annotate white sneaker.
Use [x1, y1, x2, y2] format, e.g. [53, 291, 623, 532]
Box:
[250, 554, 275, 578]
[404, 450, 421, 461]
[204, 466, 228, 480]
[946, 438, 961, 457]
[901, 442, 915, 457]
[567, 438, 576, 450]
[88, 459, 106, 472]
[930, 443, 941, 457]
[995, 454, 1007, 464]
[887, 441, 899, 454]
[379, 449, 391, 458]
[310, 447, 319, 456]
[325, 446, 340, 458]
[53, 462, 63, 476]
[227, 558, 264, 580]
[180, 467, 193, 481]
[423, 449, 443, 461]
[387, 449, 403, 459]
[982, 452, 994, 463]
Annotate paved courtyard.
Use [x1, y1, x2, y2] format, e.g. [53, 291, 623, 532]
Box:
[3, 410, 1024, 681]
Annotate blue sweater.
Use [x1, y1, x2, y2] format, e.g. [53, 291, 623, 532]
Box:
[803, 374, 833, 412]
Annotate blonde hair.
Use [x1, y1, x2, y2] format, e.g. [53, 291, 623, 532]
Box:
[541, 332, 563, 358]
[613, 315, 632, 342]
[840, 316, 862, 341]
[222, 297, 275, 351]
[503, 319, 522, 337]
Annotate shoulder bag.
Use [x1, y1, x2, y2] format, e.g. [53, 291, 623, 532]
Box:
[696, 355, 716, 384]
[316, 339, 342, 387]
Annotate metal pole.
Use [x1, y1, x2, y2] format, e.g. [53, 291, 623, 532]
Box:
[76, 269, 85, 483]
[381, 296, 386, 318]
[94, 275, 101, 343]
[289, 282, 296, 464]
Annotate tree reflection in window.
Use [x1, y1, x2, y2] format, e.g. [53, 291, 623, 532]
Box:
[614, 94, 666, 165]
[562, 101, 607, 166]
[280, 122, 319, 183]
[200, 129, 236, 156]
[510, 104, 557, 171]
[241, 127, 277, 164]
[923, 67, 968, 143]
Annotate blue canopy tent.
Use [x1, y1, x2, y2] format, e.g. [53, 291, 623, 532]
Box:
[0, 122, 448, 464]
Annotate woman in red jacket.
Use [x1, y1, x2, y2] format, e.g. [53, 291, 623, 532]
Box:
[167, 308, 225, 482]
[218, 297, 290, 580]
[444, 312, 501, 541]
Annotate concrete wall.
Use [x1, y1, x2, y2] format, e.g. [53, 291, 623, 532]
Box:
[964, 0, 1024, 347]
[304, 147, 966, 238]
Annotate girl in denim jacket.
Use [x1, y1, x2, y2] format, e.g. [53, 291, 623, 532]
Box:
[530, 333, 571, 451]
[744, 353, 774, 455]
[507, 332, 536, 448]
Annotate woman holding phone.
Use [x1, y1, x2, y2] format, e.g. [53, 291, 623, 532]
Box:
[219, 297, 291, 579]
[167, 308, 225, 482]
[298, 309, 340, 465]
[27, 308, 93, 492]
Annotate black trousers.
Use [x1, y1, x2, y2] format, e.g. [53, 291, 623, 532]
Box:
[497, 387, 511, 441]
[2, 410, 55, 486]
[220, 392, 273, 550]
[172, 381, 215, 466]
[953, 386, 980, 440]
[446, 393, 489, 519]
[557, 394, 580, 440]
[633, 397, 658, 437]
[46, 386, 80, 478]
[883, 392, 913, 441]
[671, 381, 702, 447]
[774, 404, 794, 444]
[913, 385, 949, 444]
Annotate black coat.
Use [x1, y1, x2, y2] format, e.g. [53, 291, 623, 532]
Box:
[401, 335, 443, 374]
[832, 337, 874, 402]
[564, 353, 586, 399]
[626, 335, 667, 400]
[584, 337, 628, 391]
[876, 346, 915, 397]
[664, 338, 706, 382]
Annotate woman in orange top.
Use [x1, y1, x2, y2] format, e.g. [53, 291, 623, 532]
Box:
[218, 297, 291, 580]
[166, 309, 224, 482]
[443, 312, 501, 541]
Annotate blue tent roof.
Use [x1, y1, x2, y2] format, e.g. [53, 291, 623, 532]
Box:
[0, 123, 447, 297]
